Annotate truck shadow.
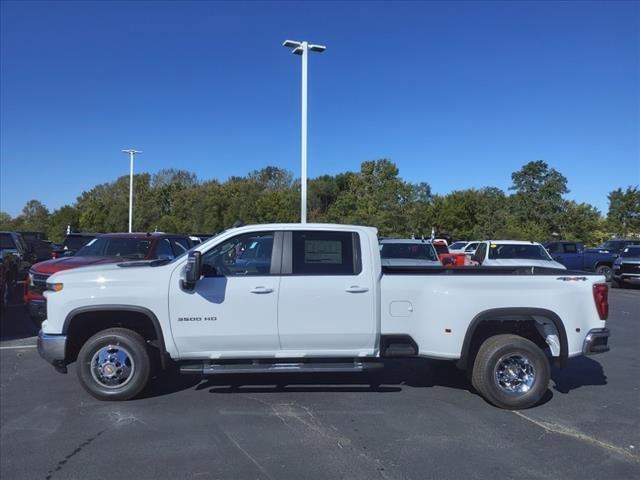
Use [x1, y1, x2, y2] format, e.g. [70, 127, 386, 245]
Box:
[194, 359, 471, 395]
[141, 357, 607, 401]
[551, 356, 607, 394]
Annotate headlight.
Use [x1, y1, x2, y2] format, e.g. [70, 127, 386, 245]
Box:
[46, 283, 63, 292]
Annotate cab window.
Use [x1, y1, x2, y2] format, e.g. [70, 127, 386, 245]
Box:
[201, 232, 274, 277]
[291, 231, 361, 275]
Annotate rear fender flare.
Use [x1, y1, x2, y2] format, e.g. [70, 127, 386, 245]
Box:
[458, 307, 568, 370]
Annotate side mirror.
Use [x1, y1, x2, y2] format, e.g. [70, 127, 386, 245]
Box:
[181, 251, 202, 290]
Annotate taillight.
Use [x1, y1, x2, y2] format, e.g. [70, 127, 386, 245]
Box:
[593, 283, 608, 320]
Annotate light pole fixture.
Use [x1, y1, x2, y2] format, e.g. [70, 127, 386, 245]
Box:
[282, 39, 326, 224]
[121, 148, 142, 233]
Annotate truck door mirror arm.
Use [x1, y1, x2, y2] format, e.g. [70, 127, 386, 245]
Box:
[181, 251, 202, 290]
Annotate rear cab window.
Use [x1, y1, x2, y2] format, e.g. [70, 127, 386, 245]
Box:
[290, 231, 361, 275]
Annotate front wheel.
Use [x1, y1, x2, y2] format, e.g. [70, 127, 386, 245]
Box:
[471, 334, 550, 410]
[77, 328, 151, 401]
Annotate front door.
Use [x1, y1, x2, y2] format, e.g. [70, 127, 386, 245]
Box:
[169, 231, 281, 358]
[277, 230, 376, 356]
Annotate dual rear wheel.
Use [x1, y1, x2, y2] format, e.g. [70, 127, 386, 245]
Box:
[471, 334, 550, 409]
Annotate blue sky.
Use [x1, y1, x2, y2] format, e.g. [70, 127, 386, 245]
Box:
[1, 1, 638, 217]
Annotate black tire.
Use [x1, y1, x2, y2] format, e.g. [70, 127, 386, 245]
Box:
[471, 334, 550, 410]
[77, 328, 151, 401]
[596, 264, 612, 282]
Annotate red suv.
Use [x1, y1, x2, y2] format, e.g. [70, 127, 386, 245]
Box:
[26, 232, 193, 324]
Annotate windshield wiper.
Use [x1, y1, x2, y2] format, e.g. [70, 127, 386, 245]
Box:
[118, 258, 172, 268]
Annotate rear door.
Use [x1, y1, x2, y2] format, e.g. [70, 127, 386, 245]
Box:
[277, 230, 376, 355]
[559, 242, 584, 270]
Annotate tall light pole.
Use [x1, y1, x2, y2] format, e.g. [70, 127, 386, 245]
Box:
[282, 39, 326, 224]
[121, 149, 142, 233]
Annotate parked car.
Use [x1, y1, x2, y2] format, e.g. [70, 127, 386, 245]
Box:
[379, 239, 441, 266]
[0, 231, 33, 282]
[472, 241, 567, 269]
[18, 231, 53, 262]
[38, 222, 610, 410]
[430, 239, 458, 266]
[26, 232, 193, 324]
[587, 239, 640, 255]
[448, 241, 480, 255]
[50, 233, 100, 258]
[612, 245, 640, 288]
[544, 241, 618, 281]
[0, 253, 11, 309]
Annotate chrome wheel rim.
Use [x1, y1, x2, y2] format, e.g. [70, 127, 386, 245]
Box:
[494, 354, 535, 395]
[90, 345, 135, 389]
[598, 266, 612, 281]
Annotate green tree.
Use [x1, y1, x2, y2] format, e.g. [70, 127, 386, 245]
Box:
[0, 212, 12, 230]
[509, 160, 569, 238]
[607, 186, 640, 237]
[327, 160, 415, 236]
[13, 200, 50, 233]
[427, 188, 510, 240]
[76, 174, 158, 233]
[48, 205, 80, 242]
[558, 201, 602, 245]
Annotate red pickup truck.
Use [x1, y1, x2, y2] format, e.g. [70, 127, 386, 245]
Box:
[26, 232, 193, 324]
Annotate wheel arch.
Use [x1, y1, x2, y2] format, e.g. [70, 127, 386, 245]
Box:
[457, 307, 568, 371]
[63, 305, 169, 369]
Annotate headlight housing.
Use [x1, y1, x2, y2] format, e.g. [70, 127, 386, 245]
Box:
[46, 282, 63, 292]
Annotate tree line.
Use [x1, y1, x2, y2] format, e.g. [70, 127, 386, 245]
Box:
[1, 160, 638, 245]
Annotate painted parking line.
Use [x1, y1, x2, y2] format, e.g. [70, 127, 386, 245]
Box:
[0, 344, 37, 350]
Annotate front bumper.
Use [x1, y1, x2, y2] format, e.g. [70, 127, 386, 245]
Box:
[582, 328, 610, 355]
[37, 330, 67, 373]
[612, 272, 640, 285]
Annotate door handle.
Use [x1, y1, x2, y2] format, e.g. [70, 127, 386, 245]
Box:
[345, 285, 369, 293]
[250, 286, 274, 294]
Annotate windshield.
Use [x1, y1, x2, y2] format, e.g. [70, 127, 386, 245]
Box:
[596, 241, 626, 252]
[620, 246, 640, 258]
[0, 233, 16, 249]
[76, 237, 151, 259]
[432, 243, 449, 255]
[488, 244, 552, 261]
[380, 243, 438, 261]
[64, 235, 95, 250]
[449, 242, 467, 250]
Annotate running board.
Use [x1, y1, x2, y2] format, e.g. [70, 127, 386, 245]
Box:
[180, 360, 383, 375]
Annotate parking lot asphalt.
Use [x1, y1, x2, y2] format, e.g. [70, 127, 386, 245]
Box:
[1, 286, 639, 480]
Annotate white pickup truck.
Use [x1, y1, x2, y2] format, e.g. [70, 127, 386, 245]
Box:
[38, 223, 610, 409]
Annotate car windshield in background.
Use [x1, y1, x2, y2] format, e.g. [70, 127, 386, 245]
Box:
[65, 236, 94, 250]
[488, 244, 552, 261]
[433, 243, 449, 255]
[380, 243, 438, 261]
[449, 242, 467, 250]
[620, 246, 640, 258]
[0, 233, 15, 249]
[76, 237, 151, 259]
[597, 241, 627, 251]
